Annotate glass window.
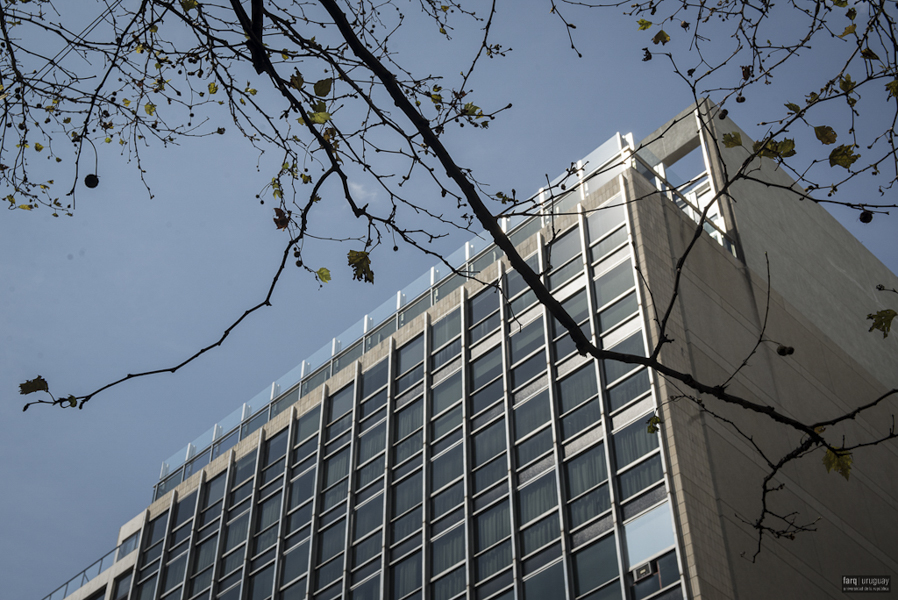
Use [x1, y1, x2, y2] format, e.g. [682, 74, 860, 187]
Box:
[392, 552, 422, 600]
[594, 260, 634, 311]
[433, 525, 465, 575]
[509, 318, 545, 364]
[432, 444, 463, 491]
[203, 474, 227, 510]
[324, 449, 350, 487]
[362, 360, 389, 397]
[354, 494, 384, 540]
[433, 372, 462, 415]
[282, 541, 310, 585]
[432, 309, 461, 349]
[233, 452, 257, 486]
[516, 427, 553, 465]
[518, 472, 558, 524]
[224, 513, 249, 552]
[608, 370, 650, 413]
[587, 202, 626, 242]
[514, 390, 551, 441]
[328, 385, 355, 422]
[603, 332, 645, 383]
[173, 492, 196, 529]
[471, 378, 504, 414]
[561, 398, 601, 440]
[397, 336, 424, 375]
[473, 420, 506, 466]
[475, 500, 510, 551]
[393, 471, 423, 516]
[256, 491, 282, 532]
[566, 444, 607, 498]
[359, 422, 386, 464]
[144, 512, 169, 548]
[289, 470, 316, 509]
[471, 346, 502, 390]
[546, 228, 581, 270]
[470, 287, 500, 325]
[432, 481, 463, 519]
[395, 398, 423, 440]
[558, 365, 598, 413]
[591, 226, 628, 263]
[474, 455, 506, 493]
[624, 503, 675, 567]
[521, 514, 560, 555]
[573, 533, 618, 596]
[432, 338, 462, 371]
[619, 455, 663, 499]
[432, 404, 462, 440]
[248, 564, 274, 600]
[264, 430, 289, 467]
[433, 566, 465, 600]
[113, 571, 133, 600]
[318, 520, 346, 563]
[476, 540, 512, 581]
[296, 406, 321, 442]
[523, 560, 564, 600]
[570, 484, 610, 528]
[163, 552, 187, 591]
[506, 254, 540, 298]
[613, 421, 659, 468]
[599, 292, 638, 333]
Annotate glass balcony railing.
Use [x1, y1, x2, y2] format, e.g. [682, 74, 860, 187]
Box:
[40, 532, 139, 600]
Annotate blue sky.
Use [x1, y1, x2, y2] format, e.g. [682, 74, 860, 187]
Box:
[2, 3, 896, 599]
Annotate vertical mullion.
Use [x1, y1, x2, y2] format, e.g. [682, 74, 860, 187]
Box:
[267, 408, 295, 600]
[305, 385, 328, 596]
[340, 368, 360, 599]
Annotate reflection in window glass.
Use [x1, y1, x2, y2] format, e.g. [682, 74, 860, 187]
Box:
[432, 309, 461, 349]
[362, 360, 389, 397]
[546, 228, 581, 270]
[510, 318, 545, 364]
[397, 336, 424, 374]
[281, 541, 310, 585]
[624, 503, 676, 568]
[608, 369, 651, 412]
[521, 514, 560, 555]
[354, 495, 384, 540]
[587, 202, 626, 242]
[594, 261, 634, 309]
[470, 287, 500, 325]
[514, 390, 551, 440]
[518, 473, 558, 524]
[506, 254, 540, 298]
[433, 525, 465, 575]
[393, 471, 423, 516]
[474, 420, 507, 466]
[475, 501, 510, 551]
[570, 484, 611, 528]
[432, 444, 464, 491]
[392, 552, 422, 600]
[603, 332, 645, 383]
[516, 427, 553, 466]
[598, 292, 638, 334]
[433, 372, 462, 415]
[328, 385, 355, 421]
[558, 365, 598, 413]
[472, 378, 504, 414]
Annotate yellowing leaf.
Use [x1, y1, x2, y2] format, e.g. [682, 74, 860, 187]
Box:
[316, 267, 331, 283]
[637, 19, 653, 30]
[313, 78, 332, 97]
[309, 111, 331, 124]
[18, 204, 32, 210]
[832, 0, 848, 7]
[441, 5, 449, 11]
[290, 72, 304, 90]
[886, 80, 898, 99]
[838, 23, 856, 38]
[822, 448, 852, 481]
[784, 102, 801, 114]
[839, 74, 856, 93]
[135, 43, 145, 54]
[347, 250, 375, 284]
[144, 103, 156, 116]
[722, 132, 742, 148]
[652, 30, 670, 45]
[149, 24, 158, 33]
[814, 125, 837, 145]
[180, 0, 198, 11]
[752, 138, 796, 159]
[19, 375, 49, 395]
[861, 48, 880, 61]
[246, 87, 257, 96]
[867, 309, 897, 337]
[34, 142, 44, 152]
[208, 82, 218, 94]
[122, 99, 131, 107]
[829, 144, 860, 169]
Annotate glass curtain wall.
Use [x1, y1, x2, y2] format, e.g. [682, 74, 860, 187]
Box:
[131, 191, 683, 600]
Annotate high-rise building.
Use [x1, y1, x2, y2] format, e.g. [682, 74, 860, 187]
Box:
[42, 103, 897, 600]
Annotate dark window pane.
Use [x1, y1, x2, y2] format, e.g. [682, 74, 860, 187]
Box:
[433, 526, 465, 574]
[264, 430, 289, 467]
[510, 318, 545, 364]
[173, 492, 196, 528]
[522, 514, 560, 555]
[432, 481, 464, 518]
[472, 378, 504, 414]
[432, 338, 462, 370]
[358, 456, 385, 488]
[398, 336, 425, 374]
[241, 410, 268, 440]
[224, 513, 249, 552]
[594, 261, 634, 309]
[474, 420, 507, 466]
[546, 228, 581, 270]
[523, 559, 564, 600]
[394, 431, 423, 464]
[361, 390, 387, 420]
[474, 456, 506, 493]
[282, 541, 310, 585]
[203, 474, 226, 509]
[608, 370, 650, 412]
[470, 312, 501, 344]
[256, 491, 283, 531]
[506, 254, 540, 298]
[511, 353, 545, 389]
[324, 449, 350, 487]
[558, 365, 598, 414]
[519, 472, 558, 524]
[395, 399, 424, 440]
[433, 566, 465, 600]
[400, 296, 430, 327]
[353, 534, 381, 568]
[391, 506, 422, 542]
[289, 470, 316, 510]
[354, 494, 384, 540]
[573, 534, 618, 595]
[233, 452, 257, 487]
[334, 341, 363, 373]
[393, 471, 423, 516]
[392, 552, 422, 600]
[475, 501, 510, 551]
[514, 390, 551, 441]
[432, 444, 463, 491]
[296, 406, 321, 443]
[433, 372, 463, 415]
[603, 331, 645, 383]
[516, 428, 553, 466]
[362, 361, 389, 397]
[619, 455, 663, 499]
[318, 520, 346, 562]
[248, 564, 274, 600]
[328, 385, 355, 422]
[432, 309, 461, 349]
[327, 413, 353, 442]
[162, 553, 187, 592]
[548, 258, 583, 290]
[476, 540, 512, 581]
[599, 292, 638, 333]
[613, 421, 659, 468]
[432, 405, 462, 440]
[591, 226, 628, 263]
[145, 512, 169, 547]
[470, 287, 500, 324]
[562, 398, 601, 440]
[358, 422, 386, 464]
[566, 444, 607, 498]
[570, 484, 610, 528]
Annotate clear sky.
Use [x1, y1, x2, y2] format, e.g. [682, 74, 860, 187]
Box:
[2, 2, 896, 599]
